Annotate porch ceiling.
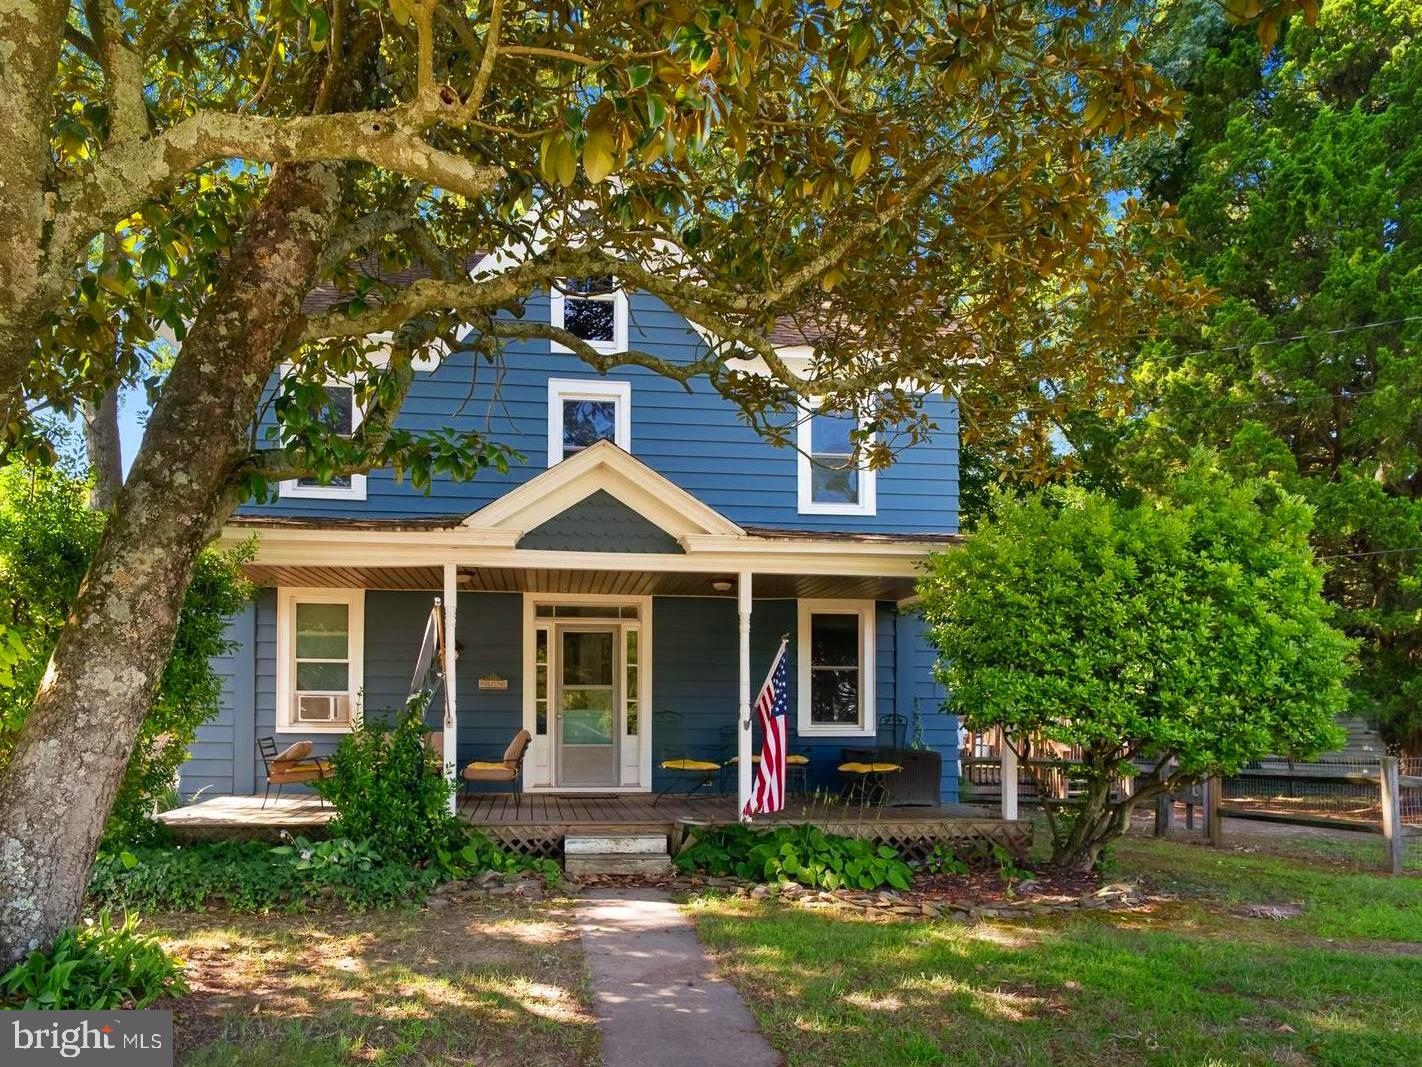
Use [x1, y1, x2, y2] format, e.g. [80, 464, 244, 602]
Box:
[242, 563, 916, 600]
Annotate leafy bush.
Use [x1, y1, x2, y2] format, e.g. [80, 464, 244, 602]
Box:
[317, 696, 465, 865]
[920, 470, 1353, 869]
[0, 463, 252, 843]
[0, 911, 187, 1009]
[676, 824, 912, 891]
[88, 827, 559, 913]
[915, 844, 969, 877]
[89, 839, 442, 912]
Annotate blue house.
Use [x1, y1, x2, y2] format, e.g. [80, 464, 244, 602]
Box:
[187, 272, 964, 815]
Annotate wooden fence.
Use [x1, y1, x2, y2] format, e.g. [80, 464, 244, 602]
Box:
[959, 728, 1415, 874]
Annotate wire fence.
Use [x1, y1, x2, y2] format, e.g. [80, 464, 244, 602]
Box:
[1220, 756, 1422, 829]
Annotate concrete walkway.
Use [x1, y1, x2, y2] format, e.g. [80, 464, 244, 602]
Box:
[574, 887, 782, 1067]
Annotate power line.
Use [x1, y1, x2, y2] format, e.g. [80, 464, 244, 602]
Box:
[1125, 314, 1422, 370]
[1316, 546, 1422, 561]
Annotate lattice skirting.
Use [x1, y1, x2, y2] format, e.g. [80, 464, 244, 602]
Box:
[812, 820, 1032, 863]
[472, 819, 1030, 864]
[473, 825, 564, 860]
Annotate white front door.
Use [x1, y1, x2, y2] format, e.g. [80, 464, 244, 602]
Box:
[555, 626, 619, 787]
[524, 597, 650, 791]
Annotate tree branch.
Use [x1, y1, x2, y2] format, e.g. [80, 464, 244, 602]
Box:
[48, 101, 499, 289]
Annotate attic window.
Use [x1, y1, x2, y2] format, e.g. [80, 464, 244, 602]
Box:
[551, 277, 627, 355]
[280, 381, 368, 501]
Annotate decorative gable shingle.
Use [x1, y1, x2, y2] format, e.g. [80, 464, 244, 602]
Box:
[516, 489, 685, 553]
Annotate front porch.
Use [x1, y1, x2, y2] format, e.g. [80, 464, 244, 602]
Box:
[157, 793, 1031, 861]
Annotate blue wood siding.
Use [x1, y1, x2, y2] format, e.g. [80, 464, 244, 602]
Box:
[896, 608, 958, 802]
[207, 589, 954, 801]
[651, 597, 927, 797]
[240, 291, 958, 534]
[180, 603, 255, 798]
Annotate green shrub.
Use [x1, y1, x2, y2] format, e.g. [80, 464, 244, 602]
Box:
[88, 828, 559, 913]
[0, 462, 252, 844]
[676, 824, 912, 891]
[317, 697, 465, 865]
[0, 911, 187, 1009]
[88, 840, 440, 912]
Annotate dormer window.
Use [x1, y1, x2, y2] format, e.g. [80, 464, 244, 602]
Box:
[797, 405, 876, 516]
[547, 378, 631, 465]
[280, 381, 367, 501]
[551, 277, 628, 355]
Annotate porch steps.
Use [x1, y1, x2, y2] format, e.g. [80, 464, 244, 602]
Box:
[564, 832, 672, 877]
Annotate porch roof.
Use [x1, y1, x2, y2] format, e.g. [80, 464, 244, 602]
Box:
[239, 562, 920, 600]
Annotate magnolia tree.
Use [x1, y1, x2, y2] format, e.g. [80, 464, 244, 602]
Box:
[0, 0, 1312, 960]
[919, 468, 1353, 869]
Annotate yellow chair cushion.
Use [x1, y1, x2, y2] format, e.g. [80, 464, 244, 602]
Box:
[724, 754, 760, 764]
[786, 754, 810, 765]
[463, 761, 509, 771]
[838, 762, 903, 774]
[727, 754, 808, 765]
[660, 758, 720, 772]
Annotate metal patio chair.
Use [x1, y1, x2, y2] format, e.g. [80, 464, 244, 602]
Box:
[654, 710, 722, 802]
[718, 723, 811, 797]
[256, 737, 332, 809]
[460, 728, 531, 816]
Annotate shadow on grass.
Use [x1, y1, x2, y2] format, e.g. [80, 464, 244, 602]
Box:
[153, 903, 599, 1067]
[688, 893, 1422, 1067]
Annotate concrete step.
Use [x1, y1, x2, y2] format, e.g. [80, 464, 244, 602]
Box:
[566, 853, 673, 877]
[565, 833, 668, 856]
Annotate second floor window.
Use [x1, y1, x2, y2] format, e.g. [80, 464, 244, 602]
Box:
[798, 406, 876, 516]
[547, 378, 631, 465]
[281, 381, 367, 501]
[551, 277, 628, 355]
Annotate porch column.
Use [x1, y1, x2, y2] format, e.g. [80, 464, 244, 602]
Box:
[1000, 729, 1019, 821]
[737, 571, 754, 821]
[443, 563, 459, 815]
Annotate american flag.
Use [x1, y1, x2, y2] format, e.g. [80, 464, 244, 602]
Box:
[744, 638, 791, 817]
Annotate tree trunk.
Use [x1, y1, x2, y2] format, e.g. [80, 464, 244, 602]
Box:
[82, 385, 124, 509]
[0, 161, 342, 964]
[0, 0, 70, 428]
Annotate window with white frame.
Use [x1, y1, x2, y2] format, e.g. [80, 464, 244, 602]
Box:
[280, 381, 367, 501]
[551, 277, 628, 354]
[797, 406, 875, 515]
[796, 600, 876, 736]
[276, 588, 365, 732]
[547, 378, 631, 465]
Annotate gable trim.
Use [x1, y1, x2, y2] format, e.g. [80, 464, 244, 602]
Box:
[464, 439, 744, 541]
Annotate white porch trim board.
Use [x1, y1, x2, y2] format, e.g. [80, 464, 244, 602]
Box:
[737, 571, 753, 820]
[442, 563, 458, 814]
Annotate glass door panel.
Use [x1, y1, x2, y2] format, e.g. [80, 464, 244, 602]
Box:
[556, 628, 619, 786]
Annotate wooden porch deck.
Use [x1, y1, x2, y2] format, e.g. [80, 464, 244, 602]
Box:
[157, 792, 1029, 859]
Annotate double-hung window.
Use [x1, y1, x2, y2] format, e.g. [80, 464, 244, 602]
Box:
[797, 406, 875, 515]
[551, 276, 628, 355]
[280, 381, 367, 501]
[276, 588, 365, 732]
[547, 378, 631, 465]
[796, 600, 876, 736]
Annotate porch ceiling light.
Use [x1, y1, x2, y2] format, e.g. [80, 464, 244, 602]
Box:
[711, 579, 734, 593]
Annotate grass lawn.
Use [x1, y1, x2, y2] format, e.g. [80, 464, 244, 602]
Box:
[149, 897, 599, 1067]
[687, 833, 1422, 1067]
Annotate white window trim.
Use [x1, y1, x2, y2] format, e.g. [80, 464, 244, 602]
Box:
[796, 599, 877, 738]
[550, 282, 629, 355]
[547, 377, 632, 466]
[797, 405, 876, 516]
[278, 376, 368, 501]
[275, 587, 365, 734]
